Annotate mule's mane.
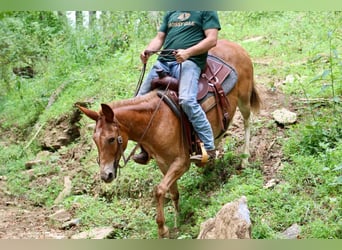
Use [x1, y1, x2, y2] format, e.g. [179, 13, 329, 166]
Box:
[107, 90, 159, 111]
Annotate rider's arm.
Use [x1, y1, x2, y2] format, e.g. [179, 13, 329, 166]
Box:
[140, 32, 166, 64]
[174, 28, 218, 63]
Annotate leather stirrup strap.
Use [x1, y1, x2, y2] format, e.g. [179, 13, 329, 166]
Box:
[212, 84, 225, 132]
[213, 81, 230, 131]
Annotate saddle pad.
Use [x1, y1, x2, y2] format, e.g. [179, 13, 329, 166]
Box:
[197, 55, 238, 101]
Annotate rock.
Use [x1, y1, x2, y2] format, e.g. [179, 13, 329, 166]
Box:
[12, 66, 35, 78]
[243, 36, 264, 43]
[197, 196, 252, 239]
[54, 176, 72, 204]
[38, 110, 81, 151]
[281, 223, 301, 239]
[25, 160, 44, 169]
[5, 201, 17, 206]
[36, 150, 51, 159]
[71, 227, 114, 239]
[272, 108, 297, 125]
[49, 209, 71, 223]
[264, 178, 280, 189]
[24, 169, 36, 181]
[60, 218, 81, 230]
[284, 74, 295, 84]
[57, 136, 69, 144]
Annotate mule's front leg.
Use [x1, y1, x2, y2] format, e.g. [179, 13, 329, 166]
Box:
[155, 183, 169, 238]
[154, 158, 189, 238]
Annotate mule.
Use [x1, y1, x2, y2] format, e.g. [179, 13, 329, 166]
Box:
[77, 39, 261, 238]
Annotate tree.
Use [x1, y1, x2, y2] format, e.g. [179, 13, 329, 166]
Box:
[75, 11, 82, 28]
[89, 11, 97, 27]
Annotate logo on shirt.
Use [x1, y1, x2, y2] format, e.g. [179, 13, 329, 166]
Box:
[168, 12, 195, 28]
[177, 12, 191, 21]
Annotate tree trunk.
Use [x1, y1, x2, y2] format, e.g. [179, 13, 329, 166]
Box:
[89, 11, 97, 27]
[76, 11, 83, 28]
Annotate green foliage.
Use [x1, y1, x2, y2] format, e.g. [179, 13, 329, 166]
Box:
[0, 12, 66, 89]
[284, 116, 342, 156]
[0, 11, 341, 239]
[27, 176, 63, 207]
[0, 11, 158, 135]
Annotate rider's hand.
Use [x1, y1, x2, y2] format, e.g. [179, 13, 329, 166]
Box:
[140, 50, 150, 64]
[174, 49, 190, 63]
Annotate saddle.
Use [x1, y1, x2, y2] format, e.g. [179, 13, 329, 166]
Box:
[152, 55, 238, 155]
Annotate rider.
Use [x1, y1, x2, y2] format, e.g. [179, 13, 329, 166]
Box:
[133, 11, 221, 164]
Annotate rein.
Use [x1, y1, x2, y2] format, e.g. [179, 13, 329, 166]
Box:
[113, 90, 168, 177]
[134, 63, 146, 97]
[134, 49, 176, 96]
[113, 49, 182, 177]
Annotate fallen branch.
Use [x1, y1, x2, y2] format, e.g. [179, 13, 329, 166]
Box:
[24, 81, 69, 151]
[46, 82, 68, 110]
[297, 97, 336, 104]
[24, 122, 45, 150]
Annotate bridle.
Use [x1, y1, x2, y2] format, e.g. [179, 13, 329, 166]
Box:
[96, 118, 126, 179]
[97, 102, 164, 179]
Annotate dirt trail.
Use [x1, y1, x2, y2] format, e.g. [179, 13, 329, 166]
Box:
[0, 83, 292, 239]
[0, 195, 67, 239]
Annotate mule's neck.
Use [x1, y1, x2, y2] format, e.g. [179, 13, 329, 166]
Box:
[112, 93, 162, 143]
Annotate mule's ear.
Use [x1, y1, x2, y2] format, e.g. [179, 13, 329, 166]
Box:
[76, 104, 99, 121]
[101, 103, 114, 123]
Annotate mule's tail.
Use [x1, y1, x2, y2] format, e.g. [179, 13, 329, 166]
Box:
[250, 80, 261, 113]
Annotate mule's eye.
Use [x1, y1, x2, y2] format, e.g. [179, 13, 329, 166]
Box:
[108, 137, 116, 144]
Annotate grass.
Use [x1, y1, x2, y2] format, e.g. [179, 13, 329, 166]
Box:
[0, 11, 341, 239]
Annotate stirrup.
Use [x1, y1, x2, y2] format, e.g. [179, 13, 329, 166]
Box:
[190, 143, 210, 163]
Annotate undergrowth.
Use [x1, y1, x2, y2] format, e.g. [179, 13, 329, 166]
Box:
[0, 11, 341, 239]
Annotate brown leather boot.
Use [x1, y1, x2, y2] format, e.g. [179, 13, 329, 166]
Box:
[207, 149, 217, 160]
[132, 146, 150, 165]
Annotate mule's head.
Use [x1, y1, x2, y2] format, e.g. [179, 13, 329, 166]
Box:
[77, 103, 128, 183]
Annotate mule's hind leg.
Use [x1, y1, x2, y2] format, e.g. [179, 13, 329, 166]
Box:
[238, 100, 251, 168]
[169, 182, 180, 228]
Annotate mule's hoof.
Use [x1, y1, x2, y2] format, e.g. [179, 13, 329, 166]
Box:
[158, 226, 170, 238]
[240, 158, 249, 169]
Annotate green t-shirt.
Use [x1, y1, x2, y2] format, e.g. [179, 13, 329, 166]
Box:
[158, 11, 221, 70]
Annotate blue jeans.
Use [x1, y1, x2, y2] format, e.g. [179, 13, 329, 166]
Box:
[137, 60, 215, 151]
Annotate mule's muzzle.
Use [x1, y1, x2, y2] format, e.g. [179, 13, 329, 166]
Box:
[100, 166, 115, 183]
[101, 171, 114, 183]
[100, 160, 120, 183]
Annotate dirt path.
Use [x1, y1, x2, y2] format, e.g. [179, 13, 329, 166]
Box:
[0, 195, 66, 239]
[0, 83, 292, 239]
